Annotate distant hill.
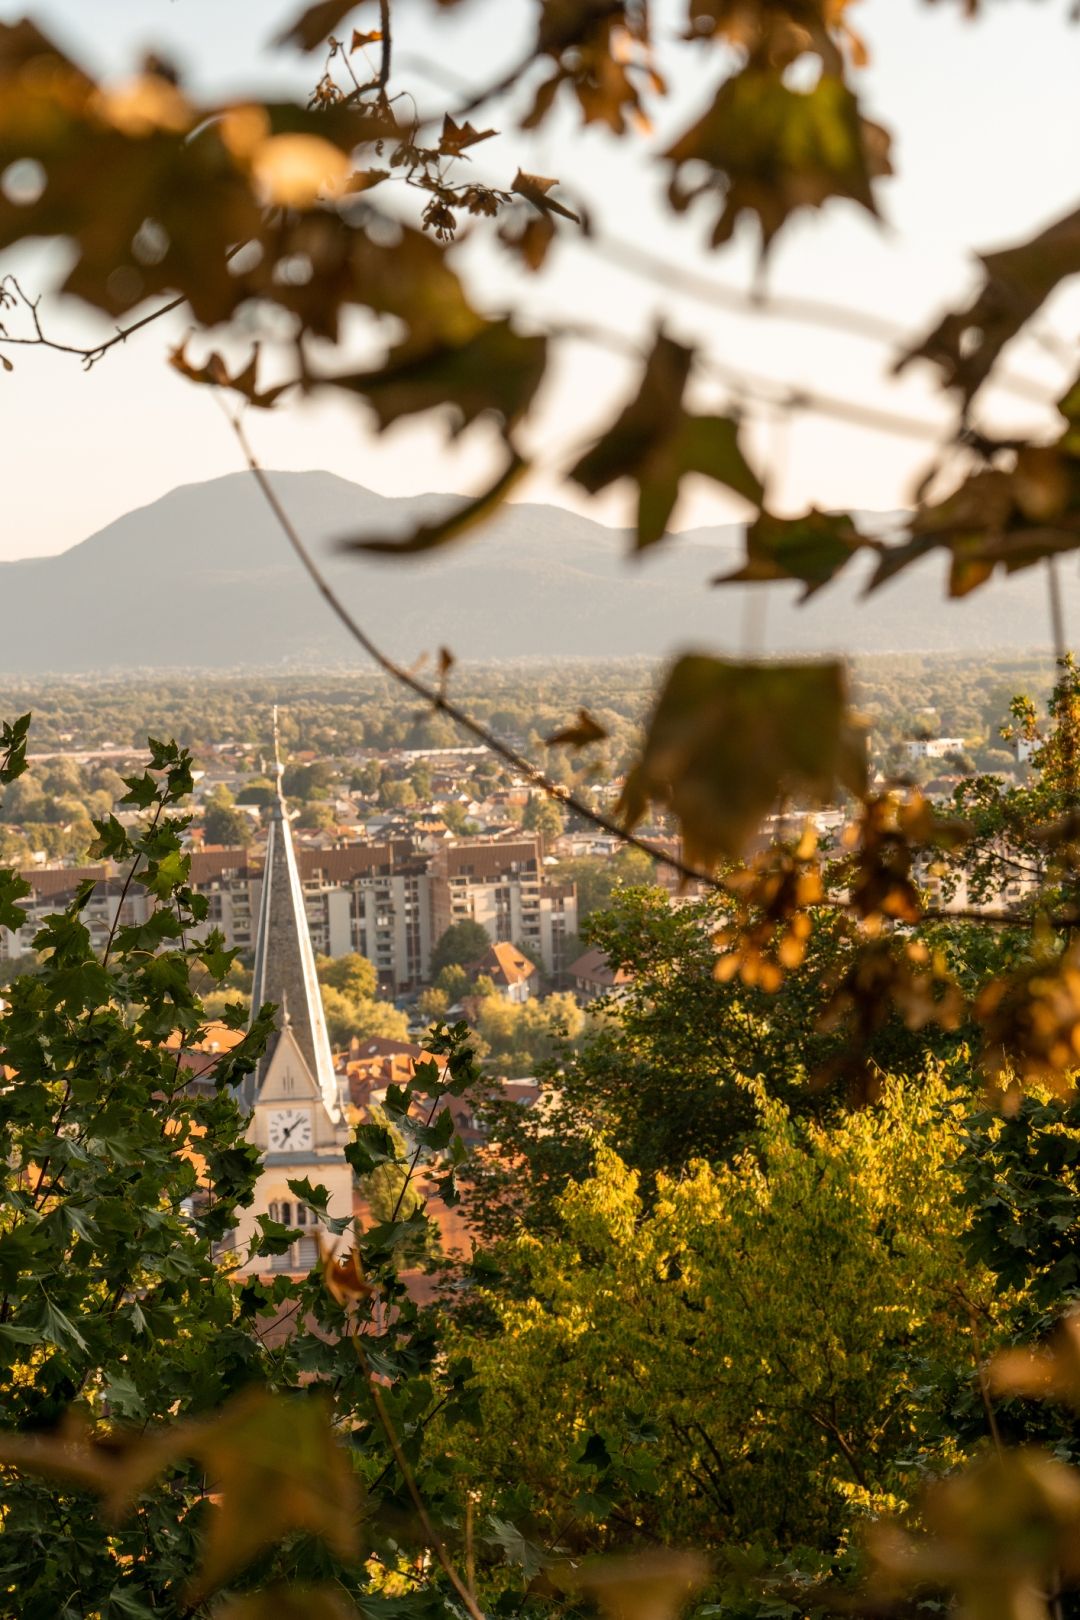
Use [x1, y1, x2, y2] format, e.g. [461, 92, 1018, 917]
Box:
[0, 470, 1070, 672]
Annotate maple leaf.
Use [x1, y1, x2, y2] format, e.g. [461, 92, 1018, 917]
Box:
[816, 936, 966, 1106]
[273, 1, 362, 51]
[900, 204, 1080, 406]
[499, 210, 557, 272]
[169, 342, 290, 408]
[685, 0, 868, 66]
[713, 508, 872, 598]
[337, 454, 528, 554]
[869, 1450, 1080, 1620]
[524, 2, 663, 134]
[571, 333, 763, 548]
[975, 939, 1080, 1103]
[618, 653, 866, 868]
[185, 1387, 361, 1601]
[665, 67, 890, 251]
[988, 1312, 1080, 1410]
[320, 1237, 374, 1306]
[439, 114, 497, 156]
[511, 169, 581, 222]
[546, 708, 610, 748]
[870, 449, 1080, 599]
[218, 1589, 359, 1620]
[335, 320, 547, 439]
[551, 1549, 712, 1620]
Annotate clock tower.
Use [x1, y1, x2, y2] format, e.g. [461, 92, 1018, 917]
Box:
[231, 710, 352, 1275]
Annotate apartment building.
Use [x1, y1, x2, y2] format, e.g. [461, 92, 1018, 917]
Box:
[186, 840, 432, 996]
[0, 863, 154, 960]
[429, 839, 577, 978]
[2, 834, 578, 992]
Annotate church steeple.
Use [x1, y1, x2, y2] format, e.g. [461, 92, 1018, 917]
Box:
[245, 708, 340, 1120]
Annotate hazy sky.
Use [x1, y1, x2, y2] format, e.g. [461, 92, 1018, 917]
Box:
[1, 0, 1078, 560]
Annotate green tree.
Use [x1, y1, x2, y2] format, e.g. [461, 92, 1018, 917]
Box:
[282, 761, 337, 801]
[237, 775, 277, 807]
[296, 801, 336, 831]
[378, 778, 417, 810]
[467, 885, 982, 1240]
[436, 962, 470, 1000]
[452, 1073, 990, 1553]
[203, 797, 254, 846]
[430, 920, 491, 979]
[321, 985, 410, 1048]
[316, 951, 377, 1002]
[523, 796, 566, 842]
[418, 986, 449, 1020]
[0, 734, 282, 1614]
[410, 764, 433, 801]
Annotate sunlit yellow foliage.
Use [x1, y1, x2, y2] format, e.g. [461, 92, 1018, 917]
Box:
[454, 1071, 993, 1549]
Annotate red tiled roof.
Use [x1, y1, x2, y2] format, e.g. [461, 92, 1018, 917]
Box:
[465, 941, 537, 987]
[569, 945, 632, 987]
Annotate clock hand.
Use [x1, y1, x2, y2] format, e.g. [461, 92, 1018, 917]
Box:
[280, 1118, 298, 1143]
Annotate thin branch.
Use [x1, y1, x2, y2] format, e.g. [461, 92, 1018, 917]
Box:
[352, 1331, 486, 1620]
[378, 0, 392, 89]
[226, 409, 1080, 943]
[226, 407, 724, 892]
[0, 276, 186, 370]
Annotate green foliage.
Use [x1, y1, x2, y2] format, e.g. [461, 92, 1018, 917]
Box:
[0, 721, 493, 1617]
[435, 961, 471, 999]
[0, 734, 280, 1614]
[430, 919, 491, 979]
[467, 885, 982, 1240]
[522, 795, 566, 840]
[204, 792, 255, 846]
[475, 991, 586, 1078]
[320, 984, 409, 1047]
[453, 1073, 983, 1551]
[316, 951, 377, 1002]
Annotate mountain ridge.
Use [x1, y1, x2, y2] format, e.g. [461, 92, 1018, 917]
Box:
[0, 470, 1069, 673]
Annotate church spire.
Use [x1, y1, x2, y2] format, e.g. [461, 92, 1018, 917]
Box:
[244, 710, 340, 1120]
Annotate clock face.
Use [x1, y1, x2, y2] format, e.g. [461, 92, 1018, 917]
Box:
[267, 1108, 313, 1152]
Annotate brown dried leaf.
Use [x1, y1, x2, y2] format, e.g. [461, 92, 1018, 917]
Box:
[714, 508, 873, 599]
[619, 654, 865, 868]
[870, 456, 1080, 598]
[337, 455, 528, 554]
[169, 343, 290, 408]
[439, 114, 497, 156]
[572, 333, 763, 549]
[988, 1313, 1080, 1410]
[511, 169, 581, 222]
[185, 1387, 361, 1602]
[217, 1588, 359, 1620]
[334, 320, 547, 440]
[321, 1236, 374, 1305]
[524, 5, 662, 135]
[975, 940, 1080, 1103]
[546, 708, 610, 748]
[900, 206, 1080, 407]
[274, 1, 362, 51]
[551, 1549, 712, 1620]
[666, 67, 890, 252]
[867, 1450, 1080, 1620]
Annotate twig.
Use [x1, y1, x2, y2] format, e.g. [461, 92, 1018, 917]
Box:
[0, 275, 185, 370]
[352, 1331, 485, 1620]
[962, 1296, 1004, 1459]
[378, 0, 392, 89]
[225, 407, 724, 892]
